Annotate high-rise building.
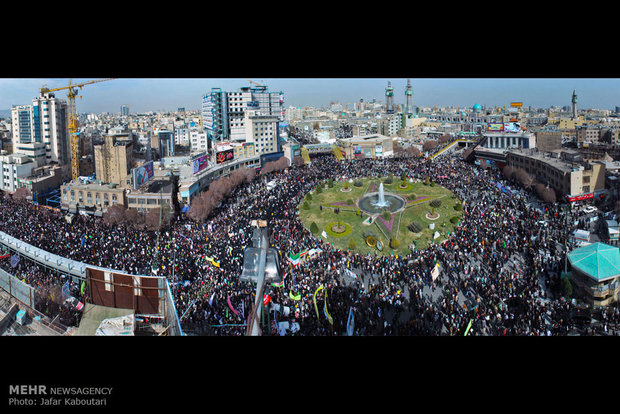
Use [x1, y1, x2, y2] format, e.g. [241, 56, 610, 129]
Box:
[94, 134, 133, 186]
[572, 90, 578, 119]
[404, 79, 414, 116]
[11, 92, 69, 166]
[385, 81, 395, 114]
[121, 104, 129, 116]
[202, 85, 284, 145]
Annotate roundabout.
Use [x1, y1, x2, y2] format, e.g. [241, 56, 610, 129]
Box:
[298, 176, 463, 256]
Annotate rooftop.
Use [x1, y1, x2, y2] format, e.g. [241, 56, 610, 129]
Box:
[568, 242, 620, 282]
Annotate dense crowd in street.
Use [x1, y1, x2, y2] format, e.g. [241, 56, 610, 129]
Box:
[2, 149, 620, 336]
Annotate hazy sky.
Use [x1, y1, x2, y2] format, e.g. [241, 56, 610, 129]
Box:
[2, 78, 620, 114]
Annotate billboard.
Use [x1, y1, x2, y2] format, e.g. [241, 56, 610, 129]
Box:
[487, 123, 504, 132]
[510, 102, 523, 107]
[132, 161, 154, 189]
[216, 148, 234, 164]
[354, 146, 362, 156]
[503, 122, 521, 133]
[192, 153, 209, 175]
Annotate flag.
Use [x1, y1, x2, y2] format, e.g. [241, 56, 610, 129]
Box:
[347, 307, 355, 336]
[431, 263, 440, 281]
[272, 280, 284, 287]
[464, 319, 473, 336]
[227, 294, 240, 317]
[263, 294, 271, 306]
[324, 289, 333, 325]
[313, 285, 323, 319]
[80, 234, 85, 248]
[10, 253, 19, 268]
[75, 301, 84, 311]
[61, 282, 71, 300]
[80, 280, 86, 296]
[345, 268, 357, 279]
[289, 291, 301, 301]
[287, 249, 308, 267]
[208, 292, 215, 307]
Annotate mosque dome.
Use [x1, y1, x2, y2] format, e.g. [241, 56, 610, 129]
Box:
[472, 104, 482, 112]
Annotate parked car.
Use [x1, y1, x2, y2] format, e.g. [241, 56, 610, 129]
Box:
[583, 205, 597, 214]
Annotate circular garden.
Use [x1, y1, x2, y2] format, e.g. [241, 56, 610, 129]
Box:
[298, 174, 465, 256]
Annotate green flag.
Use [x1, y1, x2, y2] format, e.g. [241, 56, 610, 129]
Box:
[464, 319, 473, 336]
[80, 280, 85, 296]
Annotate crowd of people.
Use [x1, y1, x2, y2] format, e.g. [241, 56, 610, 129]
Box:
[1, 148, 620, 336]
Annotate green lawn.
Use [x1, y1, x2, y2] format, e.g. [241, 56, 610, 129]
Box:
[298, 177, 464, 257]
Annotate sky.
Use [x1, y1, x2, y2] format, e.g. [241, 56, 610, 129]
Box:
[2, 78, 620, 114]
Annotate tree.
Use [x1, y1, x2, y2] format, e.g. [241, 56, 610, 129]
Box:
[310, 222, 319, 234]
[292, 156, 305, 167]
[103, 204, 126, 226]
[12, 187, 31, 202]
[145, 206, 171, 231]
[516, 168, 534, 190]
[124, 208, 145, 228]
[502, 165, 516, 180]
[423, 140, 439, 151]
[348, 238, 356, 250]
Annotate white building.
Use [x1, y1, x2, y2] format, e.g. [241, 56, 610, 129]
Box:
[11, 92, 70, 166]
[243, 111, 280, 155]
[202, 85, 284, 143]
[190, 129, 208, 153]
[0, 153, 35, 192]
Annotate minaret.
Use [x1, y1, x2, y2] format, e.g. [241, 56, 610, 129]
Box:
[385, 81, 394, 114]
[404, 79, 414, 116]
[571, 89, 578, 119]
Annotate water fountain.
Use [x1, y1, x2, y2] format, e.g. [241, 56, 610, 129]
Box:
[371, 182, 389, 208]
[358, 182, 405, 215]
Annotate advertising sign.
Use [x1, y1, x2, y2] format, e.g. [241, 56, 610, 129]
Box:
[503, 122, 521, 133]
[487, 123, 504, 132]
[354, 146, 362, 156]
[132, 161, 154, 189]
[192, 153, 209, 175]
[216, 148, 234, 164]
[568, 193, 594, 202]
[375, 145, 383, 157]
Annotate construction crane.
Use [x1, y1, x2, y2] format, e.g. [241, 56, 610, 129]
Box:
[40, 78, 116, 180]
[245, 79, 267, 91]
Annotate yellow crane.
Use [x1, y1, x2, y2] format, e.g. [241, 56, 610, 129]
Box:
[40, 78, 116, 180]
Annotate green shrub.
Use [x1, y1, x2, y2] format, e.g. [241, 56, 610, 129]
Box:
[430, 181, 435, 187]
[310, 222, 319, 234]
[389, 238, 400, 249]
[353, 180, 363, 187]
[430, 199, 442, 208]
[401, 173, 407, 181]
[450, 216, 459, 224]
[454, 203, 462, 211]
[344, 181, 349, 189]
[328, 178, 334, 188]
[409, 194, 417, 200]
[384, 176, 393, 184]
[302, 201, 310, 210]
[408, 222, 423, 233]
[424, 176, 430, 185]
[356, 208, 361, 216]
[348, 238, 356, 250]
[316, 185, 323, 194]
[346, 198, 354, 205]
[306, 193, 313, 201]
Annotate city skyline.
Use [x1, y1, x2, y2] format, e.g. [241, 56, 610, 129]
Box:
[2, 78, 620, 115]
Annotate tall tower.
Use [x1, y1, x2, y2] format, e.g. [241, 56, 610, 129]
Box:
[385, 81, 395, 114]
[404, 79, 414, 116]
[571, 89, 578, 119]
